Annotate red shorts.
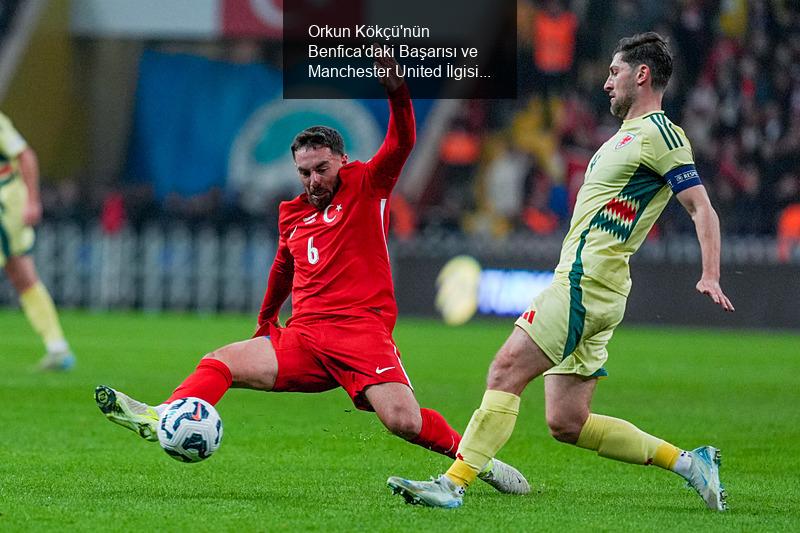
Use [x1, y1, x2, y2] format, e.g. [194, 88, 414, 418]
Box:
[265, 316, 412, 410]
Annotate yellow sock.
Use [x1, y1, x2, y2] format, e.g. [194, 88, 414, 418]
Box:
[19, 282, 68, 352]
[576, 413, 681, 469]
[446, 459, 478, 489]
[445, 390, 520, 487]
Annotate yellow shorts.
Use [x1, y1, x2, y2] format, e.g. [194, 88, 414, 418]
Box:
[514, 275, 627, 378]
[0, 175, 35, 268]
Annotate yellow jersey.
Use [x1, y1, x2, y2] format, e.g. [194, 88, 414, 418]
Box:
[0, 112, 27, 182]
[554, 111, 701, 296]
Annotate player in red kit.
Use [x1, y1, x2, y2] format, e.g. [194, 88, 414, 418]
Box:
[93, 55, 530, 495]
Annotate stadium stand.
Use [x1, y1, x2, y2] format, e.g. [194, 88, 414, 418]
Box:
[420, 0, 800, 239]
[1, 0, 798, 318]
[0, 0, 21, 38]
[20, 1, 799, 243]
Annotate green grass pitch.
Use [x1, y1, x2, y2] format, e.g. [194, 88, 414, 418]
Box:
[0, 309, 798, 531]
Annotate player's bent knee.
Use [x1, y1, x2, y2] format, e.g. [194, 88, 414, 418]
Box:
[201, 338, 277, 391]
[201, 349, 229, 365]
[379, 405, 422, 439]
[487, 348, 527, 391]
[487, 332, 552, 394]
[388, 417, 422, 440]
[546, 413, 583, 444]
[488, 348, 513, 376]
[4, 256, 39, 293]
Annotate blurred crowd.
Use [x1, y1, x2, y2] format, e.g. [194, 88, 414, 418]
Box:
[0, 0, 21, 41]
[423, 0, 800, 244]
[34, 0, 800, 249]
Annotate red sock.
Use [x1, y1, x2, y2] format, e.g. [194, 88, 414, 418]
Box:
[411, 408, 462, 458]
[165, 358, 232, 405]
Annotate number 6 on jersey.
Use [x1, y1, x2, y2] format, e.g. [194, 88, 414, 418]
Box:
[307, 236, 319, 265]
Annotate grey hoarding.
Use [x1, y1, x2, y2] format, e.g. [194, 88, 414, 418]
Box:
[393, 256, 800, 330]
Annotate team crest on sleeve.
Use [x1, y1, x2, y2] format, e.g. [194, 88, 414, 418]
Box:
[614, 133, 637, 150]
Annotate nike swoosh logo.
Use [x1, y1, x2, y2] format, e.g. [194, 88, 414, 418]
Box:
[375, 366, 395, 374]
[192, 403, 203, 421]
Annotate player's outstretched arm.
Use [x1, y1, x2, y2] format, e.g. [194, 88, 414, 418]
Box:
[365, 49, 415, 192]
[375, 48, 404, 93]
[676, 185, 735, 312]
[254, 234, 294, 336]
[18, 147, 43, 226]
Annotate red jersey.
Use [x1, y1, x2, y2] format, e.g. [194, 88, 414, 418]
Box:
[257, 84, 415, 333]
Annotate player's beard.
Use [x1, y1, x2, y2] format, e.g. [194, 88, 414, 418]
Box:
[307, 184, 338, 210]
[308, 190, 331, 210]
[610, 79, 636, 119]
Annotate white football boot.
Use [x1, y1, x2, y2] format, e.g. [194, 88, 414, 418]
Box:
[477, 458, 531, 494]
[684, 446, 728, 511]
[387, 474, 465, 508]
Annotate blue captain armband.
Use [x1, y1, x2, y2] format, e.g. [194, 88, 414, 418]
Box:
[664, 164, 702, 194]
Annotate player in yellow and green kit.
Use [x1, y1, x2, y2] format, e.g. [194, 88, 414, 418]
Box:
[388, 32, 733, 511]
[0, 112, 75, 370]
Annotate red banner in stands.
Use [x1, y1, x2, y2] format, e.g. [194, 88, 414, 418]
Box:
[222, 0, 283, 38]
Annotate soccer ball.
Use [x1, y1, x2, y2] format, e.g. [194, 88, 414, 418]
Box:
[157, 397, 223, 463]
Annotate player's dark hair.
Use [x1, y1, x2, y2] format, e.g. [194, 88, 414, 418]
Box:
[614, 32, 673, 91]
[291, 126, 345, 158]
